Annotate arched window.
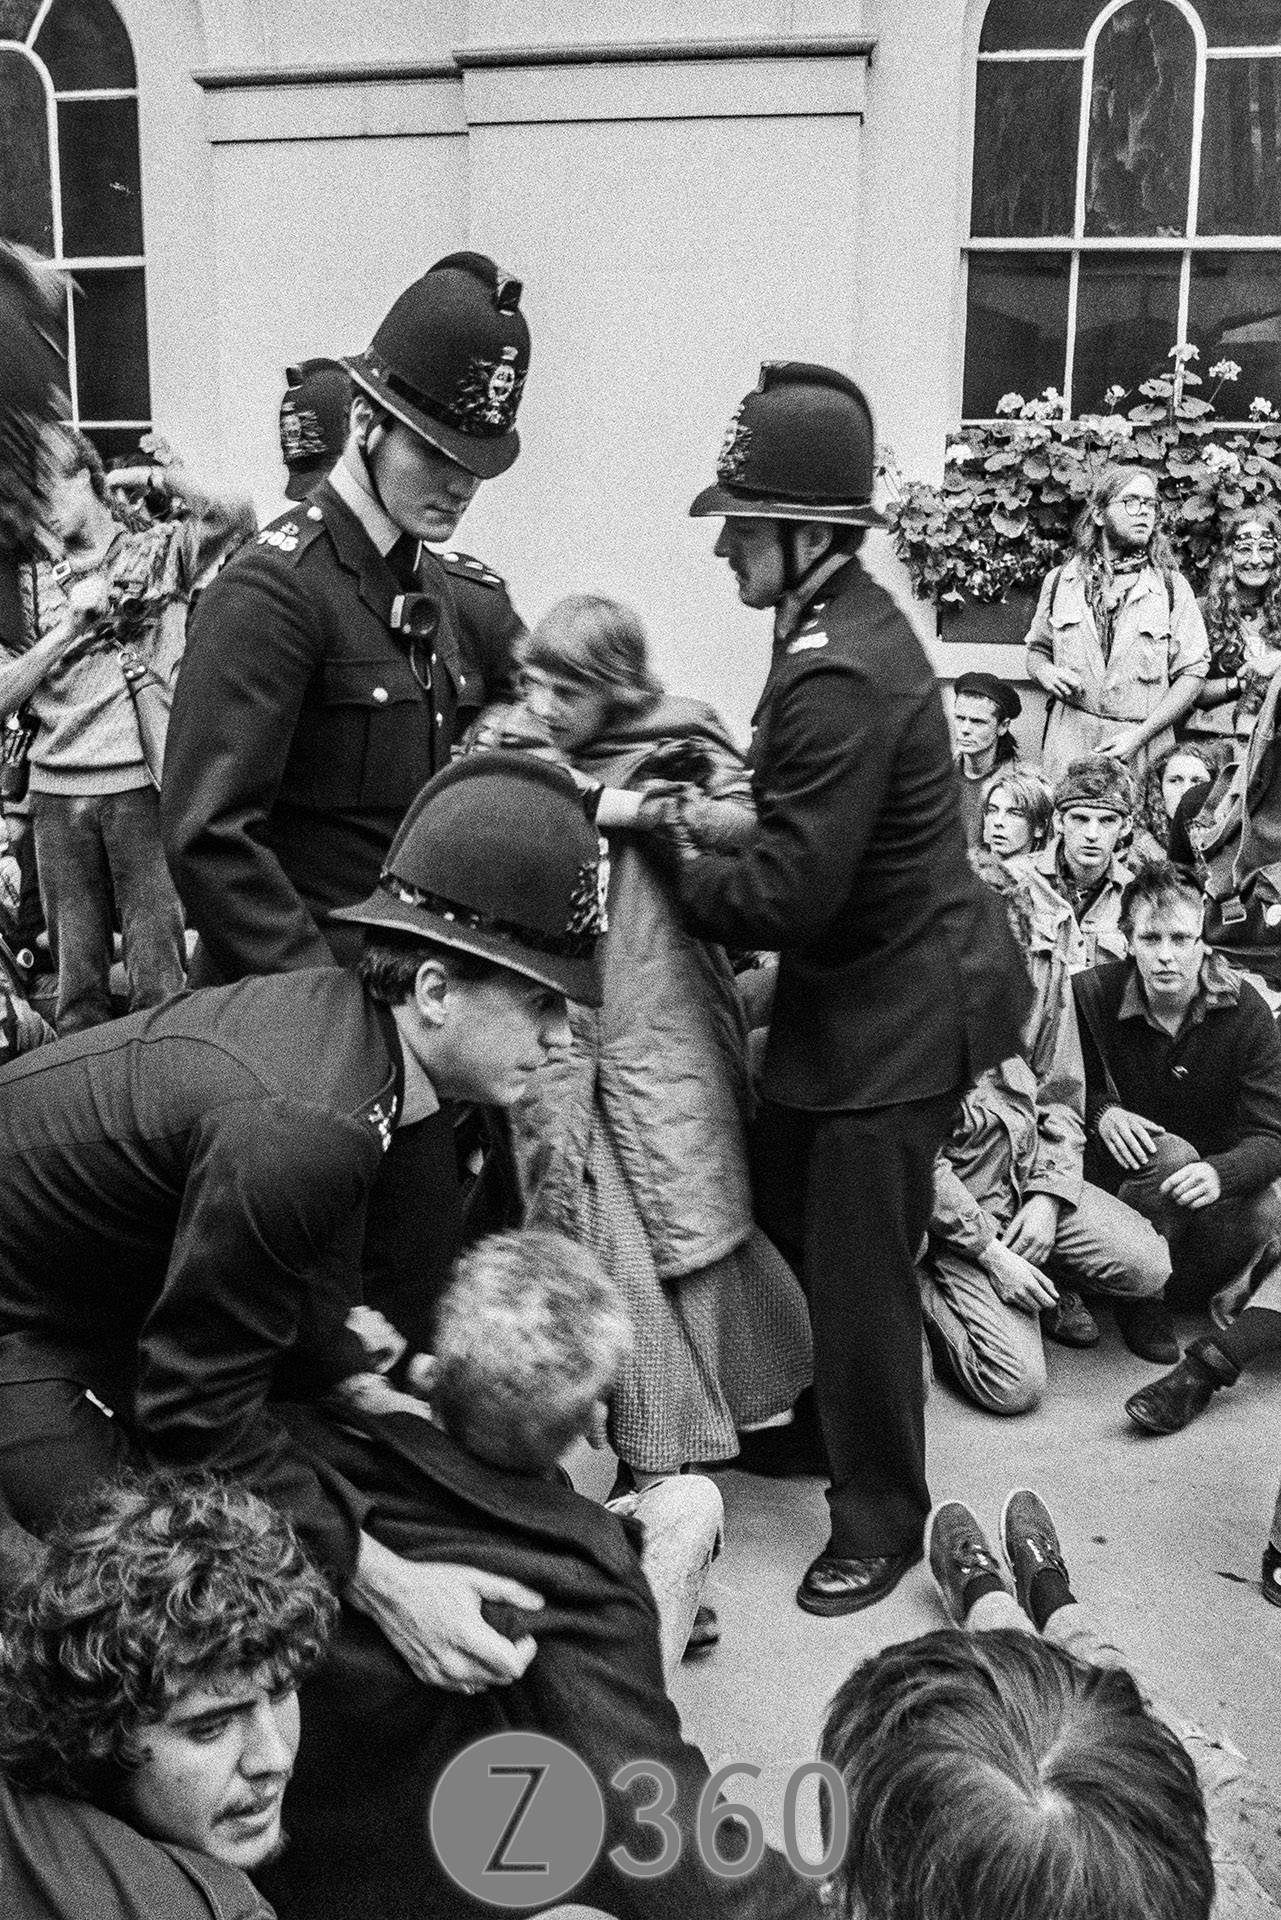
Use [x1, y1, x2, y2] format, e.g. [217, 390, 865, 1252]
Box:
[965, 1, 1281, 420]
[0, 0, 149, 461]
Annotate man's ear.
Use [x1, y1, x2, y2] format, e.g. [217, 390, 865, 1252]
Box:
[584, 1398, 610, 1451]
[412, 958, 450, 1028]
[796, 521, 837, 570]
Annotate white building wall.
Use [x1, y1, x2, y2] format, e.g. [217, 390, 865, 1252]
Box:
[114, 0, 1030, 743]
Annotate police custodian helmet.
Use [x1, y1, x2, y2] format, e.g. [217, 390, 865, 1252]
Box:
[690, 361, 886, 527]
[344, 252, 531, 481]
[332, 753, 604, 1006]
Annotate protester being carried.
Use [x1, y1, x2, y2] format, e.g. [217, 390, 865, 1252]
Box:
[1074, 862, 1281, 1395]
[920, 859, 1169, 1407]
[0, 1473, 334, 1920]
[263, 1226, 813, 1920]
[980, 764, 1054, 865]
[951, 670, 1021, 846]
[1025, 463, 1209, 785]
[1013, 755, 1136, 971]
[1187, 504, 1281, 740]
[505, 593, 812, 1485]
[0, 755, 602, 1694]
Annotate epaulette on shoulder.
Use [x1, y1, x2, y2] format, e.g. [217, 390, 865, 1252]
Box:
[438, 549, 505, 591]
[255, 502, 327, 560]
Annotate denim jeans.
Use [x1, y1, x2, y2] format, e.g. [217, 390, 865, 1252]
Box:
[32, 787, 186, 1032]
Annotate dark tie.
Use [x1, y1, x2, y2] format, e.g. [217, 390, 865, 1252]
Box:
[387, 534, 420, 590]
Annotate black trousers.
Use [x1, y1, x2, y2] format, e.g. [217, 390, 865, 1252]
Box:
[751, 1093, 957, 1559]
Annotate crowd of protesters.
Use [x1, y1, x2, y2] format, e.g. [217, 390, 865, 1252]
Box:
[0, 242, 1278, 1919]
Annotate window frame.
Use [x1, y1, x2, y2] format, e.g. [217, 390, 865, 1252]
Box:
[965, 0, 1281, 420]
[0, 0, 148, 441]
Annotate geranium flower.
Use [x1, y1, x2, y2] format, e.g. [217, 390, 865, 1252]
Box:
[1202, 444, 1241, 474]
[1168, 343, 1200, 364]
[946, 441, 975, 465]
[1209, 360, 1241, 382]
[995, 392, 1025, 416]
[1104, 384, 1127, 407]
[1249, 397, 1278, 421]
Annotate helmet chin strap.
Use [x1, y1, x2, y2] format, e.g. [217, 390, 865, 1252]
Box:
[356, 405, 398, 523]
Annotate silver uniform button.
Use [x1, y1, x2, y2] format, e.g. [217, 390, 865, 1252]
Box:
[307, 505, 322, 520]
[372, 686, 389, 704]
[436, 710, 444, 724]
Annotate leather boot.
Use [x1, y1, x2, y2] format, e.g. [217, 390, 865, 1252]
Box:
[1125, 1337, 1241, 1435]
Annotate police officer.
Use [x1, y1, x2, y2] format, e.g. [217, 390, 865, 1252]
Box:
[274, 354, 524, 699]
[677, 364, 1029, 1615]
[0, 751, 602, 1681]
[162, 251, 531, 987]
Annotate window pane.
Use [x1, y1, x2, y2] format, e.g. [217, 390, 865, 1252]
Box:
[1188, 251, 1281, 418]
[1085, 2, 1195, 237]
[1200, 59, 1281, 235]
[58, 98, 142, 256]
[1073, 253, 1182, 410]
[1201, 2, 1281, 47]
[0, 51, 52, 253]
[971, 62, 1081, 237]
[73, 267, 150, 420]
[34, 0, 136, 91]
[963, 253, 1071, 416]
[85, 426, 148, 465]
[980, 1, 1101, 52]
[0, 2, 43, 37]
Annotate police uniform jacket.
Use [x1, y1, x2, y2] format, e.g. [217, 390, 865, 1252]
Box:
[679, 558, 1029, 1110]
[162, 481, 521, 985]
[0, 969, 417, 1584]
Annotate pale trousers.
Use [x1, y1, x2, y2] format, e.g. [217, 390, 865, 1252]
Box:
[921, 1179, 1170, 1414]
[608, 1472, 724, 1684]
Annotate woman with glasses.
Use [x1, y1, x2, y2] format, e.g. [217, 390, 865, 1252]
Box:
[1025, 465, 1210, 785]
[1183, 504, 1281, 742]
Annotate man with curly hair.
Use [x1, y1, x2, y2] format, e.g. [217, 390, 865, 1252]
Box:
[0, 1472, 335, 1919]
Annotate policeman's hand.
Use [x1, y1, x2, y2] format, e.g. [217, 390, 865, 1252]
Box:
[345, 1304, 406, 1375]
[346, 1533, 543, 1692]
[1160, 1160, 1222, 1210]
[328, 1371, 433, 1421]
[1035, 663, 1084, 703]
[1000, 1193, 1062, 1266]
[1097, 1106, 1164, 1171]
[982, 1240, 1059, 1314]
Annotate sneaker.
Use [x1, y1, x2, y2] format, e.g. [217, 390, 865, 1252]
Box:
[1115, 1297, 1180, 1366]
[925, 1500, 1009, 1625]
[1041, 1290, 1100, 1348]
[999, 1488, 1070, 1620]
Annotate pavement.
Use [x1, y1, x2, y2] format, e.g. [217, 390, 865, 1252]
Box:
[576, 1310, 1280, 1857]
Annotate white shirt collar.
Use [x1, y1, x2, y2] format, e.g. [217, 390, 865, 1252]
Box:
[328, 453, 405, 559]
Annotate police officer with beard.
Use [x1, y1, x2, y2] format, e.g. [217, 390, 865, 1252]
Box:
[162, 254, 533, 1340]
[675, 364, 1029, 1617]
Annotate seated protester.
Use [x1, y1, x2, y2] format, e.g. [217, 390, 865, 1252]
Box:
[1130, 742, 1221, 867]
[979, 764, 1054, 866]
[263, 1229, 813, 1920]
[1013, 754, 1136, 971]
[952, 670, 1021, 847]
[1267, 1474, 1281, 1608]
[860, 1490, 1276, 1919]
[0, 1473, 335, 1920]
[0, 755, 603, 1696]
[919, 859, 1168, 1409]
[1074, 861, 1281, 1401]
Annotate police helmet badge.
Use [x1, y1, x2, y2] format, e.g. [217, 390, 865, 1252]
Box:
[716, 404, 753, 485]
[449, 345, 525, 437]
[280, 401, 326, 464]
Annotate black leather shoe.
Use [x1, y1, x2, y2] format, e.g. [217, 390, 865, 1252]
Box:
[926, 1500, 1007, 1624]
[796, 1546, 922, 1617]
[1041, 1290, 1100, 1348]
[1125, 1338, 1240, 1434]
[1263, 1542, 1281, 1610]
[1115, 1297, 1180, 1365]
